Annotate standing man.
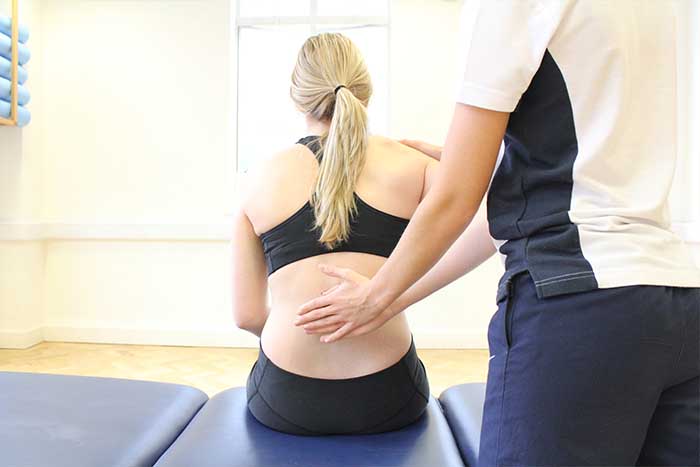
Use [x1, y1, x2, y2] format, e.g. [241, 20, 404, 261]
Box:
[295, 1, 700, 466]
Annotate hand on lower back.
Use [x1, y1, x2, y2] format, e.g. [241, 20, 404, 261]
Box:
[295, 265, 390, 343]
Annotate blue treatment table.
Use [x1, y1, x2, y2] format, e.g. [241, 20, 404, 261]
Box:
[439, 383, 487, 467]
[1, 371, 487, 467]
[154, 387, 465, 467]
[0, 372, 207, 467]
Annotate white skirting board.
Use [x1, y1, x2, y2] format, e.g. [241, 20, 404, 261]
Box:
[0, 327, 43, 349]
[36, 326, 488, 350]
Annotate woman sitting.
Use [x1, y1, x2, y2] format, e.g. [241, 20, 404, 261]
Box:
[232, 33, 437, 435]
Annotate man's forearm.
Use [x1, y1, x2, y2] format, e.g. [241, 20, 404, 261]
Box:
[366, 104, 509, 311]
[368, 189, 477, 309]
[392, 206, 496, 313]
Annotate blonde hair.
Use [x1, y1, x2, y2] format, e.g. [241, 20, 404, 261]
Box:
[290, 33, 372, 248]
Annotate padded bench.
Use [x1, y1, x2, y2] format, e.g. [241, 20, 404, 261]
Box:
[1, 371, 487, 467]
[154, 387, 465, 467]
[439, 383, 487, 467]
[0, 371, 208, 467]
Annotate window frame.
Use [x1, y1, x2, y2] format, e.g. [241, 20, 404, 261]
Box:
[231, 0, 392, 173]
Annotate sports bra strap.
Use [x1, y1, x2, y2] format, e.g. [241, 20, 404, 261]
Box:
[297, 136, 323, 162]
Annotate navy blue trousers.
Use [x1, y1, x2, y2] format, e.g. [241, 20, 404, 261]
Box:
[479, 272, 700, 467]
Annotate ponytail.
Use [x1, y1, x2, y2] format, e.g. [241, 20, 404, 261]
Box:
[312, 87, 368, 248]
[290, 33, 372, 249]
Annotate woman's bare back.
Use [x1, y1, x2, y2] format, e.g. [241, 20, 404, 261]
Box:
[242, 135, 436, 378]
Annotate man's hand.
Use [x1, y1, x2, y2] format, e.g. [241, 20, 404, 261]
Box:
[399, 139, 443, 161]
[295, 265, 393, 343]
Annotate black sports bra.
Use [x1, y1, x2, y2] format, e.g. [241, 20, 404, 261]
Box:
[259, 136, 410, 275]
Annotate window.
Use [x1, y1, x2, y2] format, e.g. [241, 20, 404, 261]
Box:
[235, 0, 390, 172]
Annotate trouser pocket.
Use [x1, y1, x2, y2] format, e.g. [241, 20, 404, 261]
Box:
[489, 273, 523, 353]
[504, 293, 515, 348]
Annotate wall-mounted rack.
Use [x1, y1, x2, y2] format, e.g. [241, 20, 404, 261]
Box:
[0, 0, 18, 126]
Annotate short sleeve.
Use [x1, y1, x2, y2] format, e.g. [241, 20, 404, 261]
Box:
[455, 0, 570, 112]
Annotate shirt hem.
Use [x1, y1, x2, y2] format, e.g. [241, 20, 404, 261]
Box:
[455, 82, 520, 113]
[534, 267, 700, 299]
[593, 267, 700, 291]
[500, 265, 700, 300]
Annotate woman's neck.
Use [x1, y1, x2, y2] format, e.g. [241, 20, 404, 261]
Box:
[305, 115, 330, 136]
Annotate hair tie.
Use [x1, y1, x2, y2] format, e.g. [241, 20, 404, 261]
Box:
[334, 85, 346, 95]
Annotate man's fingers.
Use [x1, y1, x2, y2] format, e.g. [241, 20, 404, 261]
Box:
[398, 139, 442, 160]
[303, 316, 344, 332]
[345, 320, 380, 338]
[321, 284, 340, 296]
[399, 139, 426, 151]
[304, 323, 343, 335]
[320, 322, 355, 344]
[294, 306, 337, 326]
[346, 309, 393, 338]
[318, 264, 351, 281]
[298, 295, 333, 315]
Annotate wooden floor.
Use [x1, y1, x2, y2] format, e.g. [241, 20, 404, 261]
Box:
[0, 342, 489, 396]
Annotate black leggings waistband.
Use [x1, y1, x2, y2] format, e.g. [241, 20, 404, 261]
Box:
[246, 337, 430, 436]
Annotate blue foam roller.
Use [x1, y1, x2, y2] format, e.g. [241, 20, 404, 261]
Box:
[0, 17, 30, 43]
[0, 99, 31, 126]
[0, 56, 27, 84]
[0, 33, 30, 65]
[0, 76, 30, 105]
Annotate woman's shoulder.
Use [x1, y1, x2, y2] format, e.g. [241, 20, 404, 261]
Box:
[245, 144, 316, 186]
[239, 144, 318, 218]
[366, 135, 438, 185]
[361, 135, 438, 205]
[368, 135, 436, 167]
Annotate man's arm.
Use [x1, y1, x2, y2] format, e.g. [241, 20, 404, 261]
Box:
[392, 204, 495, 312]
[299, 207, 495, 338]
[297, 103, 508, 342]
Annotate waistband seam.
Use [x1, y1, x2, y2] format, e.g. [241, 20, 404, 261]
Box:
[249, 390, 323, 436]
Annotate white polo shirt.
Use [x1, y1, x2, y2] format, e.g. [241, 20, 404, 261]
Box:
[456, 0, 700, 298]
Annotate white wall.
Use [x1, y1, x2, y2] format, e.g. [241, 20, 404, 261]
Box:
[37, 0, 244, 347]
[1, 0, 697, 350]
[41, 0, 231, 223]
[35, 0, 492, 350]
[0, 241, 45, 347]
